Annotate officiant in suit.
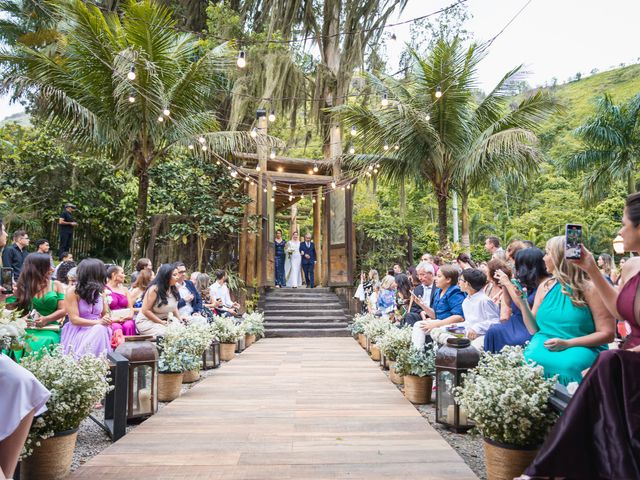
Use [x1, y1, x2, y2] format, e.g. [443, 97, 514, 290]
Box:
[403, 261, 438, 326]
[299, 233, 317, 288]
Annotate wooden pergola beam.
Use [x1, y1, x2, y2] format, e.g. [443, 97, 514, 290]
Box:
[238, 168, 333, 184]
[233, 152, 332, 169]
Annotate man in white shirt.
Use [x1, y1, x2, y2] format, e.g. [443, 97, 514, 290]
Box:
[485, 235, 506, 260]
[209, 270, 240, 316]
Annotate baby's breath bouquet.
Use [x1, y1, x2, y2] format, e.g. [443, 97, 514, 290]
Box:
[395, 344, 436, 377]
[454, 346, 558, 447]
[377, 326, 412, 361]
[210, 315, 243, 344]
[21, 347, 111, 457]
[157, 322, 195, 373]
[349, 313, 375, 336]
[241, 312, 265, 337]
[362, 316, 391, 344]
[0, 307, 29, 352]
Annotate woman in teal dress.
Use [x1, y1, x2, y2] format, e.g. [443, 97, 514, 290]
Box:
[518, 236, 614, 385]
[6, 253, 66, 361]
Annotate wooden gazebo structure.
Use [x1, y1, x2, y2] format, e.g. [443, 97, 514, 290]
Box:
[235, 114, 355, 289]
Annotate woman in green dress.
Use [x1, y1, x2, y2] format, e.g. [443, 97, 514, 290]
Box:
[512, 236, 614, 385]
[6, 253, 66, 360]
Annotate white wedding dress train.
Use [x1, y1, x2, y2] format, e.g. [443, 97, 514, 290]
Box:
[285, 240, 303, 287]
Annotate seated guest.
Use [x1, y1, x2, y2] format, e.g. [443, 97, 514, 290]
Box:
[66, 267, 77, 289]
[129, 268, 154, 313]
[130, 257, 152, 283]
[209, 270, 240, 317]
[407, 262, 437, 327]
[407, 266, 420, 288]
[431, 268, 500, 349]
[412, 265, 465, 348]
[376, 275, 396, 317]
[56, 260, 77, 286]
[194, 273, 223, 318]
[61, 258, 112, 358]
[105, 265, 136, 336]
[394, 273, 414, 324]
[456, 253, 476, 270]
[483, 258, 511, 306]
[135, 263, 182, 336]
[518, 236, 614, 384]
[175, 262, 203, 320]
[190, 271, 201, 283]
[484, 248, 548, 353]
[52, 252, 73, 280]
[6, 253, 66, 361]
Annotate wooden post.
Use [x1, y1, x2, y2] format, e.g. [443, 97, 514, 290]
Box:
[313, 187, 322, 286]
[290, 203, 298, 237]
[256, 112, 268, 287]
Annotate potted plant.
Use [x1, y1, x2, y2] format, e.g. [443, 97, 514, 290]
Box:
[362, 317, 391, 362]
[454, 346, 557, 480]
[20, 348, 110, 480]
[211, 316, 243, 361]
[179, 323, 216, 383]
[395, 345, 436, 404]
[241, 312, 265, 346]
[0, 306, 29, 356]
[349, 313, 375, 348]
[157, 322, 190, 400]
[377, 327, 412, 385]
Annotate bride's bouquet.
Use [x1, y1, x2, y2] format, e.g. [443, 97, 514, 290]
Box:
[0, 306, 29, 352]
[286, 243, 296, 258]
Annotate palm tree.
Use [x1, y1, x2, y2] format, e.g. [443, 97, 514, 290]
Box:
[333, 37, 556, 248]
[567, 93, 640, 204]
[0, 0, 258, 260]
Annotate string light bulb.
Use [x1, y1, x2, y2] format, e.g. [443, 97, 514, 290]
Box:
[383, 142, 389, 151]
[270, 148, 276, 159]
[300, 193, 304, 199]
[349, 145, 355, 155]
[163, 107, 170, 117]
[272, 184, 277, 191]
[289, 195, 293, 201]
[381, 93, 389, 107]
[374, 168, 379, 174]
[128, 93, 136, 103]
[237, 50, 246, 68]
[263, 187, 267, 193]
[231, 170, 237, 177]
[157, 115, 164, 122]
[368, 165, 374, 171]
[127, 66, 136, 80]
[331, 181, 336, 189]
[312, 198, 316, 204]
[271, 197, 275, 202]
[268, 109, 276, 122]
[435, 85, 442, 98]
[201, 145, 208, 151]
[288, 185, 292, 193]
[313, 163, 319, 173]
[346, 184, 351, 189]
[255, 165, 261, 172]
[198, 136, 206, 144]
[188, 144, 194, 150]
[350, 126, 357, 136]
[425, 114, 431, 121]
[394, 144, 400, 150]
[250, 127, 258, 138]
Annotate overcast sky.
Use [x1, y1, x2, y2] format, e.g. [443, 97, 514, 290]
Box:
[1, 0, 639, 121]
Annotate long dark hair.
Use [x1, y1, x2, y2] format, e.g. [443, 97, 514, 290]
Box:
[394, 273, 413, 299]
[147, 263, 179, 307]
[56, 260, 77, 284]
[11, 253, 52, 313]
[75, 258, 107, 304]
[514, 247, 548, 292]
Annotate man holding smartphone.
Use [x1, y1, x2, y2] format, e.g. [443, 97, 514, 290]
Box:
[405, 262, 437, 325]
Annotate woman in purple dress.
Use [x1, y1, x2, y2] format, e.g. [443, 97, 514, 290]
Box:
[105, 265, 136, 336]
[522, 192, 640, 479]
[60, 258, 112, 358]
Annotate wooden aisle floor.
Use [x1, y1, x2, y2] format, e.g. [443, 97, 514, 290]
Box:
[69, 337, 477, 480]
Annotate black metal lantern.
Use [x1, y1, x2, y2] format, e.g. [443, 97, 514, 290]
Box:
[435, 337, 480, 432]
[202, 339, 221, 370]
[236, 335, 246, 353]
[115, 336, 158, 420]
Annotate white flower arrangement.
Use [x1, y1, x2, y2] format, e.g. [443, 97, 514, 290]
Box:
[0, 307, 29, 352]
[21, 347, 111, 458]
[241, 311, 265, 337]
[157, 321, 214, 373]
[395, 344, 436, 377]
[362, 316, 392, 343]
[376, 326, 412, 361]
[349, 313, 376, 336]
[286, 244, 296, 257]
[210, 315, 243, 344]
[453, 346, 558, 447]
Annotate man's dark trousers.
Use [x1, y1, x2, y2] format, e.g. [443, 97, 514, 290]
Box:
[58, 230, 73, 258]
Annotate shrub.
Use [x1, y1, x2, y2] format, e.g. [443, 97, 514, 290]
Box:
[376, 326, 412, 361]
[395, 344, 436, 377]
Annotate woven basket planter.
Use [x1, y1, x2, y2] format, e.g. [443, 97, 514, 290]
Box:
[158, 372, 183, 402]
[403, 374, 433, 404]
[22, 428, 78, 480]
[388, 361, 404, 385]
[182, 368, 200, 383]
[484, 438, 539, 480]
[220, 342, 236, 361]
[370, 344, 381, 361]
[245, 334, 257, 347]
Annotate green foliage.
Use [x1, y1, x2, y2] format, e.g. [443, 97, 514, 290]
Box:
[395, 344, 436, 377]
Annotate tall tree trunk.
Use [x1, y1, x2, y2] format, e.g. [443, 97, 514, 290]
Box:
[131, 164, 149, 263]
[628, 170, 636, 194]
[461, 188, 471, 253]
[436, 192, 448, 250]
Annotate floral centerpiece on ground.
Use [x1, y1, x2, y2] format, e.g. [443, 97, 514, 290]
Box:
[453, 346, 557, 446]
[377, 326, 412, 362]
[349, 313, 376, 337]
[395, 344, 437, 404]
[362, 316, 391, 344]
[0, 306, 29, 353]
[157, 322, 194, 373]
[210, 315, 244, 361]
[21, 347, 111, 457]
[241, 312, 265, 339]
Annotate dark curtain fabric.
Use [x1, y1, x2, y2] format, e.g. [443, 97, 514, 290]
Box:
[525, 349, 640, 479]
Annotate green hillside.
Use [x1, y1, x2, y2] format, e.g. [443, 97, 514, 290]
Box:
[532, 64, 640, 160]
[0, 111, 31, 127]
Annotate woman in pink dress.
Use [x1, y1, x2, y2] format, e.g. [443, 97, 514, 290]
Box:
[105, 265, 136, 336]
[60, 258, 112, 358]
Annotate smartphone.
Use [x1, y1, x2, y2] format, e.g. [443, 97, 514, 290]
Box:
[565, 224, 582, 260]
[1, 267, 13, 294]
[511, 279, 525, 295]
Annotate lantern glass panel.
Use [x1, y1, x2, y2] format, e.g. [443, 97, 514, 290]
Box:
[132, 365, 154, 416]
[437, 369, 455, 423]
[204, 346, 215, 369]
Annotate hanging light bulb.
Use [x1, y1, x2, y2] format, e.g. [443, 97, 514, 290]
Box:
[374, 168, 379, 174]
[312, 197, 316, 204]
[263, 187, 268, 193]
[250, 179, 254, 185]
[227, 166, 232, 170]
[289, 195, 293, 201]
[277, 166, 284, 172]
[127, 65, 136, 81]
[272, 184, 277, 191]
[201, 145, 208, 151]
[188, 144, 194, 150]
[381, 93, 389, 107]
[216, 160, 221, 165]
[250, 127, 258, 138]
[376, 163, 381, 168]
[341, 186, 345, 191]
[366, 171, 371, 177]
[313, 163, 319, 173]
[163, 107, 170, 117]
[368, 165, 374, 171]
[270, 148, 276, 159]
[255, 165, 261, 172]
[394, 144, 400, 150]
[268, 109, 276, 122]
[198, 136, 206, 144]
[383, 142, 389, 151]
[128, 93, 136, 103]
[435, 85, 442, 98]
[287, 185, 292, 193]
[346, 184, 351, 189]
[157, 115, 164, 122]
[271, 197, 275, 202]
[308, 169, 314, 175]
[425, 113, 431, 121]
[331, 181, 336, 189]
[245, 176, 251, 182]
[231, 170, 237, 177]
[237, 50, 246, 68]
[300, 193, 304, 199]
[349, 145, 355, 155]
[350, 125, 357, 136]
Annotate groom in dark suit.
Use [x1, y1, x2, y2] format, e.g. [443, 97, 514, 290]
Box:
[299, 233, 317, 288]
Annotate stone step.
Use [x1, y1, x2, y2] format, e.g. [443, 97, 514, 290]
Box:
[268, 287, 331, 293]
[265, 298, 342, 305]
[265, 321, 350, 329]
[265, 309, 346, 317]
[265, 327, 351, 338]
[265, 315, 347, 323]
[266, 293, 340, 300]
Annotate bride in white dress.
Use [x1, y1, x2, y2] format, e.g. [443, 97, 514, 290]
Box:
[285, 232, 303, 288]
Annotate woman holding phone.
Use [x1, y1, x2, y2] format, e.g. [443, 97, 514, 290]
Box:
[520, 195, 640, 480]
